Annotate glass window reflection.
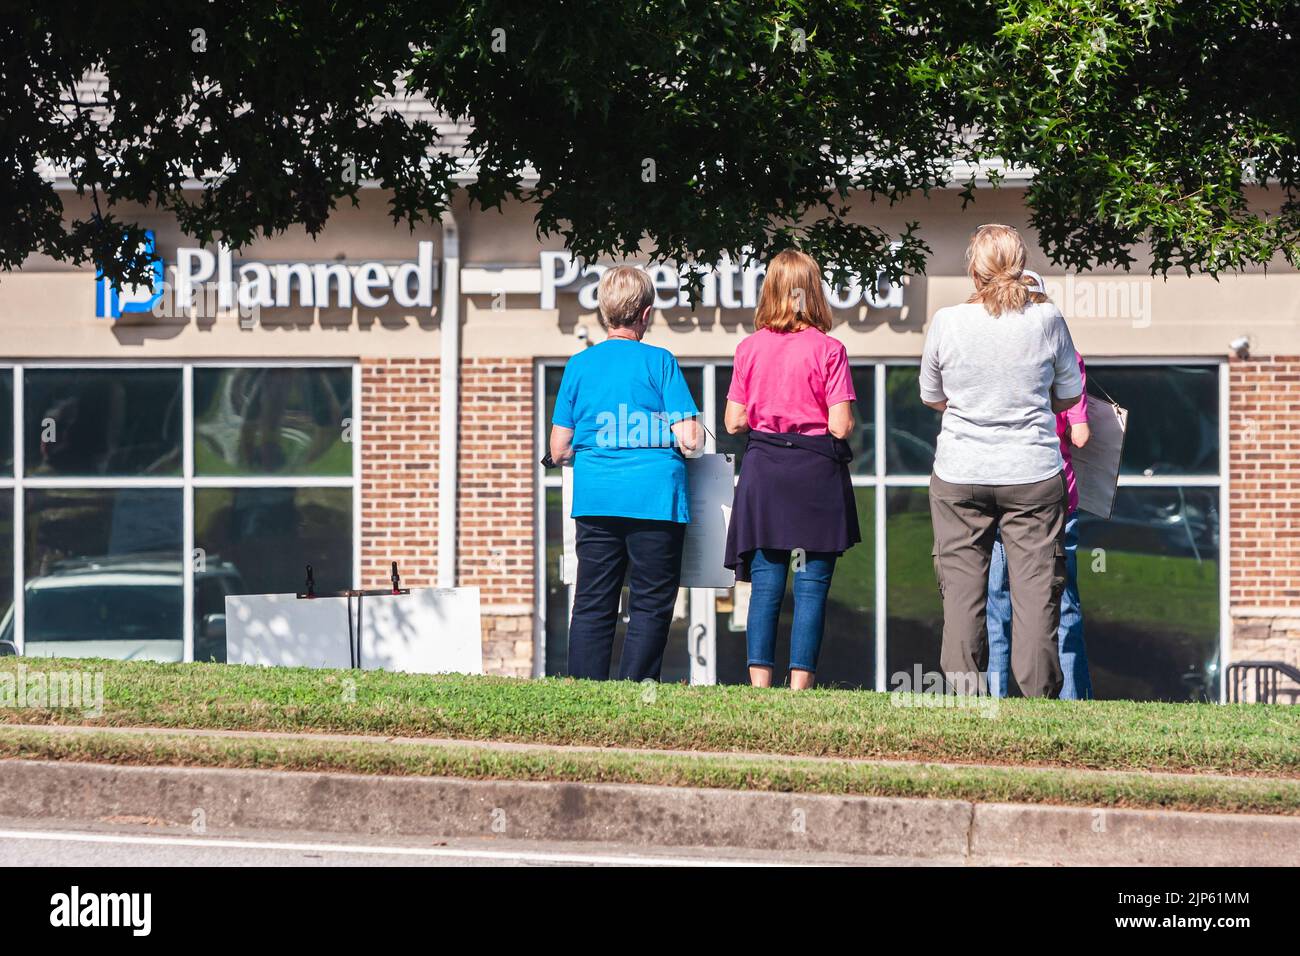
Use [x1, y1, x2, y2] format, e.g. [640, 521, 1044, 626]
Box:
[192, 487, 352, 662]
[193, 367, 352, 476]
[1076, 487, 1219, 701]
[1088, 366, 1218, 475]
[884, 367, 941, 475]
[25, 369, 182, 477]
[22, 488, 183, 661]
[885, 364, 1220, 478]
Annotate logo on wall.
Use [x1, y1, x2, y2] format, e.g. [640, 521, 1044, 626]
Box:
[94, 236, 438, 320]
[95, 231, 165, 318]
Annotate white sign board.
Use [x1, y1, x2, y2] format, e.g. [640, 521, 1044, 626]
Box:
[225, 586, 483, 675]
[561, 455, 735, 588]
[1071, 394, 1128, 520]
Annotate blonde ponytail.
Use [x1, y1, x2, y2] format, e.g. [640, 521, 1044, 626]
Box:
[965, 224, 1031, 315]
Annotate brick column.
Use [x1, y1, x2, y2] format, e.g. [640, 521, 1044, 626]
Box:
[359, 357, 440, 586]
[458, 357, 536, 677]
[1227, 356, 1300, 697]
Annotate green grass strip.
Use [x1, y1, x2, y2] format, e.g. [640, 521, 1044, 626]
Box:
[1, 658, 1296, 776]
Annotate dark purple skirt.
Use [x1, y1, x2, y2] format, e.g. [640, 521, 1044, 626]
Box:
[723, 430, 861, 581]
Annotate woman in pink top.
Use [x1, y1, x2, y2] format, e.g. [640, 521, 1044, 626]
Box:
[722, 249, 861, 689]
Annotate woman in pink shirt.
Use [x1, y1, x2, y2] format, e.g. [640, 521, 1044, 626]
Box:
[722, 249, 861, 689]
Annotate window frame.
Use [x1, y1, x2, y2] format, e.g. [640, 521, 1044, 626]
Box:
[4, 359, 361, 661]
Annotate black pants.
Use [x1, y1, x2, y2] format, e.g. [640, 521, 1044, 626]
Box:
[568, 516, 685, 681]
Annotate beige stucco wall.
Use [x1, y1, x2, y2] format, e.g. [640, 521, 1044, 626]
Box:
[3, 188, 1296, 360]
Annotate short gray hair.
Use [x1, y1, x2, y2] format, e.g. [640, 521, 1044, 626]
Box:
[597, 266, 654, 329]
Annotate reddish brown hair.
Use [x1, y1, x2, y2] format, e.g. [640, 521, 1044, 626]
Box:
[754, 249, 833, 333]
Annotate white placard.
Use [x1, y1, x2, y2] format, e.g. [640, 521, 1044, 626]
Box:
[1071, 394, 1128, 520]
[561, 454, 735, 588]
[680, 454, 737, 588]
[225, 586, 483, 675]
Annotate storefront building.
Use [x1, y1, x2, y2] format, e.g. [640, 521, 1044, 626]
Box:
[2, 182, 1298, 702]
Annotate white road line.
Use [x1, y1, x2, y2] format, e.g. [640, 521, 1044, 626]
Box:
[0, 829, 794, 867]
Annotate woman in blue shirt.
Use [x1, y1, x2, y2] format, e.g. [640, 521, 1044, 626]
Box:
[548, 266, 701, 681]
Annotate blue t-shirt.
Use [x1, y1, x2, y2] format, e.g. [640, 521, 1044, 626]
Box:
[552, 340, 700, 523]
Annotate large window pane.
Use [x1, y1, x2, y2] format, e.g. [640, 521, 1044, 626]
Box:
[0, 493, 14, 652]
[845, 365, 877, 475]
[885, 364, 1220, 478]
[543, 487, 568, 674]
[543, 366, 565, 478]
[884, 367, 941, 475]
[25, 369, 182, 477]
[193, 487, 353, 662]
[1077, 487, 1219, 701]
[23, 488, 183, 661]
[716, 488, 875, 689]
[883, 485, 1220, 702]
[1088, 365, 1218, 476]
[0, 371, 13, 475]
[193, 367, 352, 476]
[884, 487, 942, 684]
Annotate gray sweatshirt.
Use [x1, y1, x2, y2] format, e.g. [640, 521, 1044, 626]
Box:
[919, 300, 1083, 485]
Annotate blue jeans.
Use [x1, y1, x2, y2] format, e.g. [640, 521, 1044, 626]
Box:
[746, 548, 836, 673]
[987, 512, 1092, 699]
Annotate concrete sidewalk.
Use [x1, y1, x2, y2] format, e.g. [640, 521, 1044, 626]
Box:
[1, 756, 1296, 865]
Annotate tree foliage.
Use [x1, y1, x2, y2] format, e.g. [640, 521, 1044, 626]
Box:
[2, 1, 1297, 287]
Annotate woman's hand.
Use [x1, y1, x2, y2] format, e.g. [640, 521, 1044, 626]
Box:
[671, 417, 703, 457]
[1069, 422, 1091, 448]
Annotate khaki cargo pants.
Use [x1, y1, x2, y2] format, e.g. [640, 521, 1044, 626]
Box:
[928, 472, 1069, 699]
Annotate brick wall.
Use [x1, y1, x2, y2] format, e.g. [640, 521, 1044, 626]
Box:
[1228, 356, 1300, 699]
[360, 358, 440, 588]
[458, 357, 537, 677]
[359, 355, 538, 678]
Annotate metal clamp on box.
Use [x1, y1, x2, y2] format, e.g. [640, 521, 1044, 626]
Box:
[296, 563, 411, 668]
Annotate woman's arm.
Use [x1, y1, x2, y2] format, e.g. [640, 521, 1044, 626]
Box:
[724, 400, 750, 435]
[828, 400, 855, 439]
[548, 425, 575, 465]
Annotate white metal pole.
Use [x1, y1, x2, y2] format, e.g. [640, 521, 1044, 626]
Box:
[437, 210, 461, 589]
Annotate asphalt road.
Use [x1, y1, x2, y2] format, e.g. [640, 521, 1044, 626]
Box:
[0, 818, 958, 867]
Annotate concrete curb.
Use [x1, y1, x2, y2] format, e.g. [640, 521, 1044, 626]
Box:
[2, 759, 1297, 864]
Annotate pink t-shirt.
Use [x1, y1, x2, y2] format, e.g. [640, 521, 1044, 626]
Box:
[727, 327, 856, 435]
[1057, 352, 1088, 512]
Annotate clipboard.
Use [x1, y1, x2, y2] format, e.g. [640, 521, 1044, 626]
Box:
[1069, 384, 1128, 520]
[560, 452, 736, 588]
